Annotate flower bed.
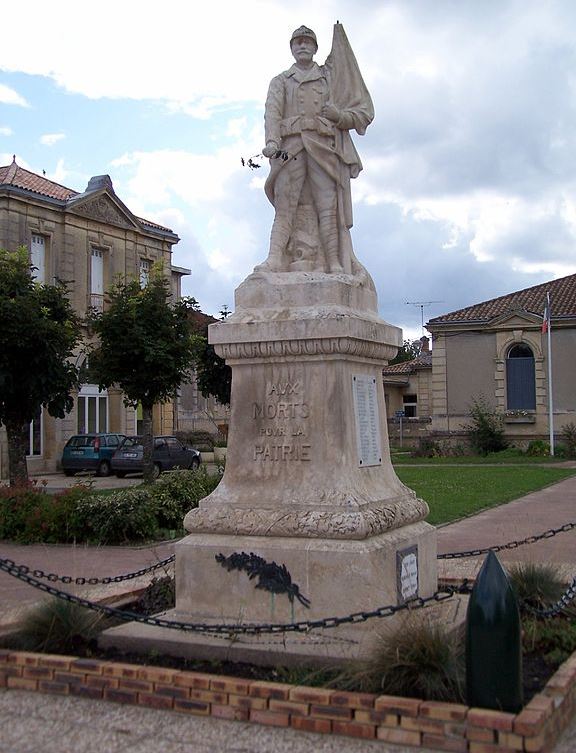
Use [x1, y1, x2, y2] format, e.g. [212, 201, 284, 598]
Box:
[1, 647, 575, 751]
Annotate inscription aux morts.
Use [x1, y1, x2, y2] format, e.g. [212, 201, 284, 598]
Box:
[252, 380, 311, 461]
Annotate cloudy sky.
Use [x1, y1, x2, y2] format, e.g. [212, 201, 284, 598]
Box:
[1, 0, 575, 339]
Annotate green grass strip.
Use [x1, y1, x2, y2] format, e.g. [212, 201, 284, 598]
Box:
[395, 466, 576, 526]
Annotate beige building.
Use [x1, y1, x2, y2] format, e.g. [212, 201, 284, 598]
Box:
[427, 273, 576, 447]
[382, 337, 432, 446]
[0, 157, 190, 477]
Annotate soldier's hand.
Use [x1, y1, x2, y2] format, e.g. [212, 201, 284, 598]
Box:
[322, 103, 340, 122]
[262, 143, 278, 158]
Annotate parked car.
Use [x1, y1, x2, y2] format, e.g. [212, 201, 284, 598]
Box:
[111, 435, 201, 478]
[61, 433, 126, 477]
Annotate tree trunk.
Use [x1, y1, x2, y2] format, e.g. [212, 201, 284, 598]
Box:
[141, 402, 155, 485]
[5, 418, 29, 487]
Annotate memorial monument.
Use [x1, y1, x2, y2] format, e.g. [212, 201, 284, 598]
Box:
[103, 23, 437, 665]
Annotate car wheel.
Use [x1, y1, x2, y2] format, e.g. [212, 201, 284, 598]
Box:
[97, 460, 111, 477]
[115, 471, 126, 479]
[153, 463, 161, 479]
[190, 457, 200, 471]
[63, 470, 75, 477]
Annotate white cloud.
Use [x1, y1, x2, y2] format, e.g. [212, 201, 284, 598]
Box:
[40, 133, 65, 146]
[0, 126, 13, 136]
[0, 83, 29, 107]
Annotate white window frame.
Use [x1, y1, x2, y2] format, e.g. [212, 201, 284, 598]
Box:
[26, 409, 43, 457]
[139, 258, 151, 288]
[77, 383, 108, 433]
[30, 234, 46, 283]
[90, 248, 104, 311]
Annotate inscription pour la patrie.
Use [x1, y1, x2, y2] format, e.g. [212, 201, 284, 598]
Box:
[252, 379, 311, 461]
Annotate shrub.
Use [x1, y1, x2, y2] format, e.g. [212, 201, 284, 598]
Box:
[526, 440, 550, 457]
[411, 438, 441, 458]
[508, 562, 566, 612]
[335, 616, 464, 701]
[465, 397, 508, 456]
[76, 487, 159, 544]
[10, 598, 106, 653]
[152, 468, 220, 530]
[522, 617, 576, 666]
[561, 423, 576, 458]
[175, 430, 215, 452]
[0, 483, 87, 543]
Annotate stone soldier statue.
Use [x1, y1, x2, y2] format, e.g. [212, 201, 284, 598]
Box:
[258, 23, 374, 276]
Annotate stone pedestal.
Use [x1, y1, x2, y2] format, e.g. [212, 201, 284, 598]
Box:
[101, 271, 438, 665]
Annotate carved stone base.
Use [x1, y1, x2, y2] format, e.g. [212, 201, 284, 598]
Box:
[101, 522, 439, 667]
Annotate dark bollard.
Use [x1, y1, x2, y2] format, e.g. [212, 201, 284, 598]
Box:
[466, 550, 523, 712]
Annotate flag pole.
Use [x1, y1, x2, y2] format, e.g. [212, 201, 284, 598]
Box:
[545, 292, 555, 455]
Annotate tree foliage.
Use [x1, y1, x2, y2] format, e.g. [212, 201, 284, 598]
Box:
[0, 248, 81, 485]
[189, 307, 232, 407]
[389, 338, 422, 365]
[88, 266, 196, 483]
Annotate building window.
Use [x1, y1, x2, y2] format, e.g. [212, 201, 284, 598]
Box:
[403, 394, 418, 418]
[90, 248, 104, 311]
[30, 235, 46, 283]
[77, 383, 108, 433]
[139, 259, 151, 288]
[506, 343, 536, 410]
[26, 409, 42, 456]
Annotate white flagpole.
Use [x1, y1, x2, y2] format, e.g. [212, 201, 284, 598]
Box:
[546, 292, 555, 455]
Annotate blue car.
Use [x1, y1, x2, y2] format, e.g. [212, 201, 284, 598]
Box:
[61, 433, 126, 477]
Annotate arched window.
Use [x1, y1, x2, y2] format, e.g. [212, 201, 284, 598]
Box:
[506, 343, 536, 410]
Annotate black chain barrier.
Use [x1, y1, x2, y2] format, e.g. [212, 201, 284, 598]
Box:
[0, 554, 175, 586]
[3, 520, 573, 588]
[0, 555, 466, 636]
[437, 521, 576, 560]
[522, 577, 576, 619]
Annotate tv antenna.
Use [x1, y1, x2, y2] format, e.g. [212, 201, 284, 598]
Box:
[406, 301, 443, 335]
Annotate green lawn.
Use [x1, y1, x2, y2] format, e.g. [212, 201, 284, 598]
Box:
[391, 449, 569, 465]
[395, 466, 576, 526]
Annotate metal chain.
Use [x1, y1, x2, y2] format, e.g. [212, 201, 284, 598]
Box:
[438, 521, 576, 560]
[3, 520, 573, 586]
[522, 577, 576, 618]
[0, 556, 459, 636]
[0, 554, 175, 586]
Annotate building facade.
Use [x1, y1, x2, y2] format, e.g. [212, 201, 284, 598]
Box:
[0, 157, 189, 477]
[426, 273, 576, 448]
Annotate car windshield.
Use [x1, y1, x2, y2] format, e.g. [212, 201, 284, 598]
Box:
[120, 436, 143, 448]
[67, 436, 97, 448]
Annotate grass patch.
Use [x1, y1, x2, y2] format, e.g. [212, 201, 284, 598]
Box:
[391, 449, 568, 465]
[395, 466, 576, 525]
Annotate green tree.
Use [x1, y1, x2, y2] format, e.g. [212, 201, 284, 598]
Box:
[0, 248, 81, 485]
[389, 338, 421, 365]
[88, 266, 195, 483]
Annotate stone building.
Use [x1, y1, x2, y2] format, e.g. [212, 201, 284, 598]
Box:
[0, 157, 190, 477]
[427, 273, 576, 447]
[382, 337, 432, 447]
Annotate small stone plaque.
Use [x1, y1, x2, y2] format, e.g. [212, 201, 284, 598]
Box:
[352, 374, 382, 467]
[396, 546, 419, 603]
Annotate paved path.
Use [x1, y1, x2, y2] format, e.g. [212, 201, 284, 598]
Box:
[2, 473, 576, 751]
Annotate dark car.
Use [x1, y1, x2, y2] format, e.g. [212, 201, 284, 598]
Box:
[111, 435, 201, 478]
[61, 433, 126, 477]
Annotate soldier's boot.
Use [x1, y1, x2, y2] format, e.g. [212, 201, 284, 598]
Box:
[257, 217, 291, 271]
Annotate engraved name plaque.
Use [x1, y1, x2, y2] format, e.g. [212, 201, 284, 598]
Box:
[352, 374, 382, 467]
[396, 545, 419, 603]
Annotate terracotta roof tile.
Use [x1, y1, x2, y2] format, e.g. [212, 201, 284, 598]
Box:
[428, 273, 576, 325]
[0, 158, 176, 236]
[382, 351, 432, 375]
[0, 160, 77, 201]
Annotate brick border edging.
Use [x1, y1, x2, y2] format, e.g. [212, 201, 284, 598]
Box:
[1, 649, 575, 752]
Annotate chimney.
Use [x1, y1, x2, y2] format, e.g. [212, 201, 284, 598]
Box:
[420, 336, 429, 353]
